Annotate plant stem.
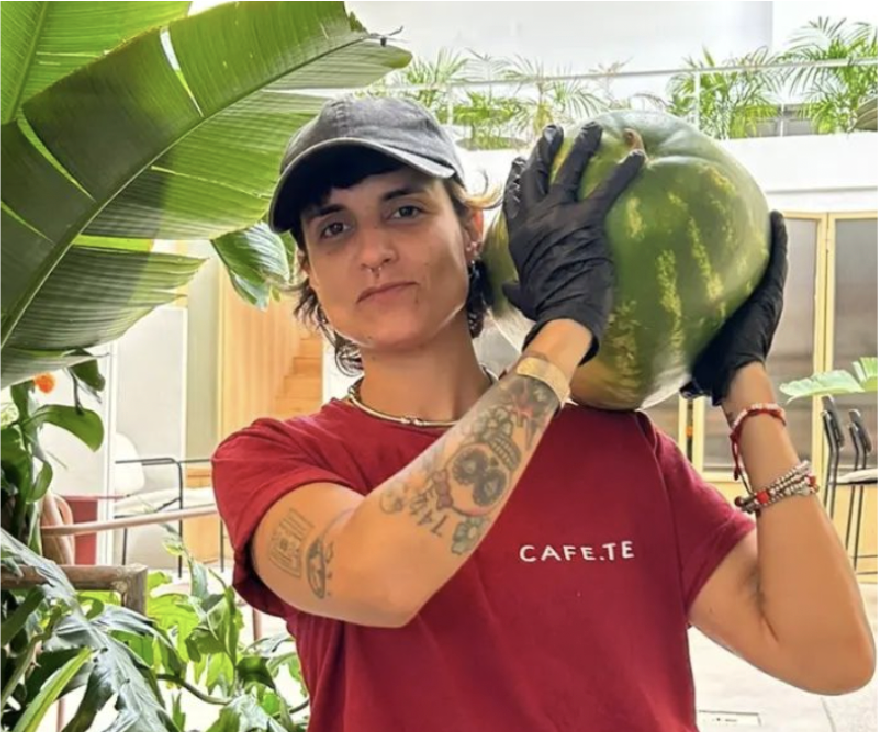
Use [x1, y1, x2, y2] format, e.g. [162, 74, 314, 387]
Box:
[290, 699, 310, 714]
[156, 674, 230, 706]
[0, 637, 39, 710]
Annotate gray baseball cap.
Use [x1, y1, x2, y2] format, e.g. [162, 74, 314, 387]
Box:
[267, 96, 465, 234]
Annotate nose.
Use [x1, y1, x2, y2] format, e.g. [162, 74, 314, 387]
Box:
[359, 226, 397, 274]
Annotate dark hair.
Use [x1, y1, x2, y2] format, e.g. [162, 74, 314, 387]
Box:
[286, 148, 498, 376]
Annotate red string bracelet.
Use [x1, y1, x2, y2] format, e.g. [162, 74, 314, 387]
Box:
[729, 403, 787, 481]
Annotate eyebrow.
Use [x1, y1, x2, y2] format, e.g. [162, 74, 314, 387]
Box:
[303, 183, 431, 223]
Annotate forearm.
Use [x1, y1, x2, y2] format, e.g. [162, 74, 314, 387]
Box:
[722, 364, 874, 675]
[338, 320, 590, 617]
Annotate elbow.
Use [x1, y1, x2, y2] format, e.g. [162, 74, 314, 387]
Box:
[346, 556, 423, 629]
[824, 641, 876, 695]
[798, 636, 876, 695]
[376, 578, 425, 629]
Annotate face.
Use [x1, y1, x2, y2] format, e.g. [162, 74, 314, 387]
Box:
[299, 168, 482, 355]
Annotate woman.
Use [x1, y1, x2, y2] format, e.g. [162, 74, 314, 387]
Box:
[212, 96, 874, 731]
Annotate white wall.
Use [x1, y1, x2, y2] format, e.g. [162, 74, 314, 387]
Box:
[348, 1, 773, 71]
[771, 2, 878, 48]
[35, 351, 114, 498]
[459, 133, 878, 213]
[114, 305, 189, 495]
[186, 251, 220, 460]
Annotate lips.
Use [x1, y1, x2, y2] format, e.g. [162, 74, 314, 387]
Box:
[357, 282, 416, 303]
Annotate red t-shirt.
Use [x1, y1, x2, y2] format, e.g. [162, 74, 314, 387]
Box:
[212, 399, 753, 732]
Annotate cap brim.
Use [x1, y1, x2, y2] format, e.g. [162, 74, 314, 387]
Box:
[267, 138, 457, 234]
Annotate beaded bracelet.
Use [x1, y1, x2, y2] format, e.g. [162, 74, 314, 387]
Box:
[734, 461, 817, 515]
[728, 403, 787, 481]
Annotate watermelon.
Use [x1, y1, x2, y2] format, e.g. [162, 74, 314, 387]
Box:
[482, 110, 770, 410]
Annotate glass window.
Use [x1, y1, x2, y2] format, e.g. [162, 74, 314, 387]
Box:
[702, 217, 819, 472]
[832, 218, 878, 469]
[643, 394, 683, 448]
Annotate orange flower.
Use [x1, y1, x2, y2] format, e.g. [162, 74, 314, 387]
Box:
[33, 373, 55, 394]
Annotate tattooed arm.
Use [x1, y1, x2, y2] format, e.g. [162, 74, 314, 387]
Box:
[250, 320, 591, 627]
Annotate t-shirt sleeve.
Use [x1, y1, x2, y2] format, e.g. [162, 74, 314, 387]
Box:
[637, 412, 755, 613]
[210, 417, 350, 617]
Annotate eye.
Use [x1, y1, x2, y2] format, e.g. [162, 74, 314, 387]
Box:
[390, 204, 423, 220]
[319, 221, 348, 240]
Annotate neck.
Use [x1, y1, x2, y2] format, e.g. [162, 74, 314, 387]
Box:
[355, 315, 489, 423]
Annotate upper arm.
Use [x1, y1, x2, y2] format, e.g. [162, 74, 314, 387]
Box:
[211, 418, 410, 628]
[688, 530, 786, 672]
[251, 483, 413, 628]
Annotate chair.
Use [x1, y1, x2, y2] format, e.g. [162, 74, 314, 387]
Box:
[837, 409, 877, 573]
[113, 455, 217, 577]
[821, 396, 846, 518]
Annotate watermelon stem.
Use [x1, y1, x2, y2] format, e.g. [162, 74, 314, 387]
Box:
[623, 128, 645, 154]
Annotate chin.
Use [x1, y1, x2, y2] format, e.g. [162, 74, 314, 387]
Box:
[349, 312, 458, 355]
[360, 325, 434, 353]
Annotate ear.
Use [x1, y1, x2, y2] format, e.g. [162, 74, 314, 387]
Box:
[297, 249, 310, 275]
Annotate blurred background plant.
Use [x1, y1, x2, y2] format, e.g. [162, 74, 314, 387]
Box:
[371, 15, 876, 145]
[779, 17, 878, 133]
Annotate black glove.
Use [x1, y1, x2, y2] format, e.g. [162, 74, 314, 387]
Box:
[681, 211, 789, 405]
[502, 122, 645, 362]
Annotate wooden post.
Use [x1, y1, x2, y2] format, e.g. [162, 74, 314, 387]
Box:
[1, 564, 149, 614]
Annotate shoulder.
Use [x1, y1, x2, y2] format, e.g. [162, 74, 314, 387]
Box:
[551, 402, 662, 451]
[212, 400, 352, 463]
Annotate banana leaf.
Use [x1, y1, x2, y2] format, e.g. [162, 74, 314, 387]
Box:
[1, 244, 202, 385]
[1, 1, 410, 386]
[213, 223, 299, 309]
[780, 357, 878, 401]
[0, 2, 192, 124]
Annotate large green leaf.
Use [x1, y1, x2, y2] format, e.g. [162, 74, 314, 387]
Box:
[1, 588, 43, 647]
[0, 2, 191, 124]
[13, 648, 93, 732]
[208, 695, 286, 733]
[1, 245, 202, 386]
[22, 404, 104, 451]
[1, 1, 409, 387]
[212, 223, 291, 309]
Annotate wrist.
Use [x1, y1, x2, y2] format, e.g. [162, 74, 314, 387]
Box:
[525, 320, 593, 382]
[721, 362, 774, 422]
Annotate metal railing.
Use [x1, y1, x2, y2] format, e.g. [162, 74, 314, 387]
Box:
[317, 55, 878, 140]
[378, 57, 878, 92]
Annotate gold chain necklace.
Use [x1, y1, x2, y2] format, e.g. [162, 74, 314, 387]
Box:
[345, 367, 498, 428]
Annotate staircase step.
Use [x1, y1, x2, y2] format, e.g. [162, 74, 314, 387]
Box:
[274, 397, 322, 416]
[290, 355, 322, 378]
[281, 374, 322, 396]
[297, 336, 324, 358]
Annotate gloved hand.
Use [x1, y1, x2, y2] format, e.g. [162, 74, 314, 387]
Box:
[502, 122, 645, 362]
[681, 211, 789, 405]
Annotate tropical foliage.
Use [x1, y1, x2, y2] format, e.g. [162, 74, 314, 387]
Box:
[665, 47, 781, 138]
[373, 16, 876, 147]
[0, 1, 408, 388]
[779, 17, 878, 133]
[1, 528, 307, 731]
